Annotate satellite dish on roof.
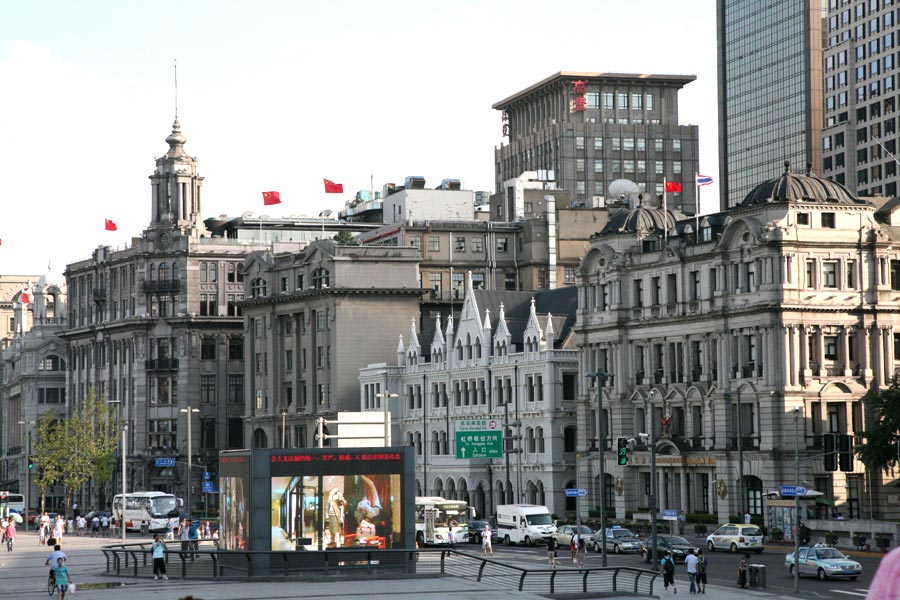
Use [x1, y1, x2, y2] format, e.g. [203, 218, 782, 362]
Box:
[241, 211, 253, 219]
[259, 214, 270, 219]
[608, 179, 639, 198]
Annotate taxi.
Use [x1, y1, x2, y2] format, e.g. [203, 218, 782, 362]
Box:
[705, 523, 764, 553]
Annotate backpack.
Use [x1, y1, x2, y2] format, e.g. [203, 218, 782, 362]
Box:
[663, 557, 675, 575]
[697, 557, 707, 574]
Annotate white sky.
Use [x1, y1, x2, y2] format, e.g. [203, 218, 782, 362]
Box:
[0, 0, 718, 277]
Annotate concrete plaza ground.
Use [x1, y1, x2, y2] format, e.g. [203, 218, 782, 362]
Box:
[0, 531, 821, 599]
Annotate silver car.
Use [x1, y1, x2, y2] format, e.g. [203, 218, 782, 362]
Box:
[553, 524, 594, 547]
[591, 526, 643, 553]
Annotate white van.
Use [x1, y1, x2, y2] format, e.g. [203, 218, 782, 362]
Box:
[495, 504, 557, 545]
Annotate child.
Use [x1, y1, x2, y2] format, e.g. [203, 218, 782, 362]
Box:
[53, 557, 72, 600]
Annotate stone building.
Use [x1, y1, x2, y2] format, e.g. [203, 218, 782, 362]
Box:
[577, 164, 898, 523]
[0, 274, 67, 507]
[60, 119, 274, 512]
[360, 273, 579, 519]
[240, 240, 423, 450]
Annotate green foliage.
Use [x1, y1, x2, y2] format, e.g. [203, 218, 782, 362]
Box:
[332, 230, 358, 245]
[825, 531, 840, 545]
[770, 527, 784, 542]
[687, 513, 718, 524]
[33, 410, 67, 511]
[852, 533, 866, 549]
[694, 524, 708, 536]
[857, 382, 900, 473]
[876, 534, 891, 550]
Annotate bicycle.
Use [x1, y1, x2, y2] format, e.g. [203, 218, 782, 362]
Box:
[47, 572, 55, 596]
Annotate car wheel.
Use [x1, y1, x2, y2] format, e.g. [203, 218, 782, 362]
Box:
[817, 568, 827, 581]
[593, 542, 599, 552]
[524, 536, 533, 546]
[730, 543, 738, 553]
[614, 544, 622, 554]
[503, 535, 511, 546]
[707, 541, 715, 552]
[642, 551, 650, 563]
[416, 532, 424, 546]
[789, 564, 795, 576]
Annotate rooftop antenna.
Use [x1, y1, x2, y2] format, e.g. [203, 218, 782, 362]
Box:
[174, 59, 179, 120]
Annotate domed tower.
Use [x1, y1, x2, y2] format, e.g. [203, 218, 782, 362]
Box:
[147, 118, 207, 239]
[738, 160, 863, 208]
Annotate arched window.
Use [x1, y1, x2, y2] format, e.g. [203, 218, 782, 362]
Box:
[407, 432, 415, 447]
[465, 333, 472, 360]
[475, 340, 482, 359]
[171, 262, 179, 282]
[440, 431, 448, 455]
[603, 473, 615, 512]
[563, 426, 576, 452]
[253, 428, 268, 449]
[415, 432, 422, 455]
[536, 427, 545, 453]
[433, 478, 444, 497]
[537, 480, 546, 506]
[745, 475, 763, 516]
[149, 263, 157, 281]
[526, 427, 536, 453]
[432, 431, 440, 455]
[446, 478, 456, 500]
[159, 262, 170, 282]
[456, 342, 463, 361]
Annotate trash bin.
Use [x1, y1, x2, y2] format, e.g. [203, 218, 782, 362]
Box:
[749, 564, 766, 589]
[140, 522, 149, 535]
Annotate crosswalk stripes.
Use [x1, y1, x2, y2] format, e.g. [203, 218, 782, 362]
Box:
[831, 589, 869, 597]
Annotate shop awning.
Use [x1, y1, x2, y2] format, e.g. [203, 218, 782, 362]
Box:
[815, 496, 835, 506]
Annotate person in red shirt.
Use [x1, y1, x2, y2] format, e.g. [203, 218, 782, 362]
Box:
[5, 519, 16, 552]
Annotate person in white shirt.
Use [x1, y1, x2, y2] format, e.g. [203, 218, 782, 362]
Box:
[685, 548, 699, 594]
[743, 512, 751, 524]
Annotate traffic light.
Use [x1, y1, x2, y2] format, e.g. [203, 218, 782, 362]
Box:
[27, 456, 33, 470]
[824, 433, 837, 471]
[839, 434, 854, 472]
[617, 437, 629, 466]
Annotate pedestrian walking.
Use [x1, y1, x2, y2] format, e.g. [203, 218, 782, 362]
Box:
[481, 524, 493, 557]
[91, 515, 100, 537]
[737, 553, 750, 588]
[447, 528, 456, 548]
[677, 510, 687, 536]
[546, 535, 559, 568]
[660, 550, 677, 594]
[696, 549, 708, 594]
[152, 534, 169, 580]
[52, 556, 72, 600]
[570, 533, 579, 564]
[53, 516, 64, 542]
[100, 514, 109, 537]
[4, 519, 15, 552]
[166, 516, 176, 540]
[684, 547, 698, 594]
[576, 536, 587, 568]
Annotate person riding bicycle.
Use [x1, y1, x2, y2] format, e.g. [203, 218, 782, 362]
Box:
[45, 545, 67, 590]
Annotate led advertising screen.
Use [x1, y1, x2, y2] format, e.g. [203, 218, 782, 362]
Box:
[219, 452, 250, 550]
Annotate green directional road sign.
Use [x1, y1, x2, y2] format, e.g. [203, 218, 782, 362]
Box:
[455, 430, 503, 459]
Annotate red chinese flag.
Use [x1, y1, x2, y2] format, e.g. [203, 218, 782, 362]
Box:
[105, 219, 118, 231]
[262, 191, 281, 205]
[324, 179, 343, 194]
[665, 181, 682, 193]
[20, 291, 31, 304]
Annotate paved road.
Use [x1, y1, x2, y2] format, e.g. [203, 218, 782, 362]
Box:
[463, 539, 884, 600]
[0, 530, 886, 600]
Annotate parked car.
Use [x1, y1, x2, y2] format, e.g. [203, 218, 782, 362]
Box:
[640, 534, 701, 564]
[706, 523, 764, 553]
[785, 546, 861, 580]
[591, 526, 643, 554]
[553, 524, 594, 547]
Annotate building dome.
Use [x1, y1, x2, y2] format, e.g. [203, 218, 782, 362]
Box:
[599, 205, 685, 236]
[739, 161, 862, 208]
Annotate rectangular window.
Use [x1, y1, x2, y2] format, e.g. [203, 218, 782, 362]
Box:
[428, 237, 440, 252]
[575, 136, 585, 150]
[617, 93, 628, 109]
[645, 94, 653, 110]
[429, 272, 442, 295]
[602, 92, 614, 109]
[822, 213, 836, 228]
[228, 375, 243, 403]
[471, 237, 483, 253]
[797, 213, 810, 225]
[847, 260, 857, 288]
[228, 336, 243, 360]
[201, 337, 216, 360]
[496, 237, 508, 252]
[594, 138, 603, 151]
[455, 237, 465, 252]
[824, 262, 838, 288]
[201, 375, 216, 403]
[631, 93, 643, 110]
[633, 279, 643, 307]
[806, 260, 816, 288]
[612, 137, 621, 151]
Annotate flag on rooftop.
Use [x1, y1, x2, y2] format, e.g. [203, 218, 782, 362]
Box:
[263, 191, 281, 205]
[105, 219, 117, 231]
[696, 174, 714, 187]
[665, 181, 682, 193]
[324, 179, 343, 194]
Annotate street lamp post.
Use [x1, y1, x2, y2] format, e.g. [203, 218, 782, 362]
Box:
[585, 371, 610, 567]
[106, 401, 128, 541]
[736, 390, 746, 520]
[375, 392, 398, 447]
[648, 389, 659, 567]
[17, 421, 33, 532]
[180, 406, 199, 516]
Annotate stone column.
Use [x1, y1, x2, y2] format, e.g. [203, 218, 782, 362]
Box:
[842, 327, 853, 377]
[680, 469, 689, 513]
[874, 325, 885, 388]
[860, 324, 872, 383]
[800, 325, 811, 382]
[816, 328, 827, 377]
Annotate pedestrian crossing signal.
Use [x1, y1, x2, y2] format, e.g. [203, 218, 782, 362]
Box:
[617, 437, 629, 465]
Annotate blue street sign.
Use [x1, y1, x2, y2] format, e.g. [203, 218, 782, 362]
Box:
[155, 457, 176, 468]
[202, 471, 211, 481]
[780, 485, 807, 497]
[565, 488, 587, 497]
[201, 481, 215, 494]
[662, 509, 679, 518]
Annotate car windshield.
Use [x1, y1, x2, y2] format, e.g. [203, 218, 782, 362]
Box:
[742, 527, 762, 536]
[665, 536, 691, 545]
[612, 529, 636, 538]
[150, 497, 179, 518]
[526, 513, 553, 526]
[816, 549, 846, 559]
[576, 526, 593, 534]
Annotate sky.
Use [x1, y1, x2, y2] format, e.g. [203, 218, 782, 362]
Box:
[0, 0, 718, 277]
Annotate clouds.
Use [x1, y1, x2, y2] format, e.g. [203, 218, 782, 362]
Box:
[0, 1, 719, 275]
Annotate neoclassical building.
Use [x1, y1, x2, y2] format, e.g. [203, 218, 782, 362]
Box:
[360, 273, 579, 518]
[577, 164, 900, 523]
[0, 273, 67, 506]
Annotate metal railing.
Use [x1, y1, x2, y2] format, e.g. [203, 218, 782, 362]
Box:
[101, 543, 658, 595]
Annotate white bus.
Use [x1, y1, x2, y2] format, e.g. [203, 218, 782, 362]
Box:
[113, 492, 182, 532]
[414, 496, 472, 546]
[0, 492, 25, 517]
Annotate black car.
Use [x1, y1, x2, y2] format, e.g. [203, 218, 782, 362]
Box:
[639, 534, 701, 564]
[466, 519, 497, 544]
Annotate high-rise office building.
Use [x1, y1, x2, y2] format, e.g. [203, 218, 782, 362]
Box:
[493, 72, 700, 215]
[717, 0, 825, 210]
[822, 0, 900, 197]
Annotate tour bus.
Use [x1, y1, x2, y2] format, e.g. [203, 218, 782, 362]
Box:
[496, 504, 556, 545]
[113, 491, 182, 532]
[414, 496, 473, 546]
[0, 492, 26, 517]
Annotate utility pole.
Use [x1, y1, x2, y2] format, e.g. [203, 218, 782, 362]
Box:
[180, 406, 199, 516]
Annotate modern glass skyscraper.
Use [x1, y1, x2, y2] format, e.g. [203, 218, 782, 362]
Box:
[717, 0, 825, 210]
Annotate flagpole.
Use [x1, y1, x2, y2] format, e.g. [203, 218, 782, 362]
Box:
[695, 173, 700, 244]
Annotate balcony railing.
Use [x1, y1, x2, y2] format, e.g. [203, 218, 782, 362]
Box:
[146, 358, 179, 371]
[728, 435, 760, 451]
[142, 279, 182, 293]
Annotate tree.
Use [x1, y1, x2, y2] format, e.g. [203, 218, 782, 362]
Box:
[856, 382, 900, 473]
[32, 411, 67, 512]
[333, 230, 357, 245]
[63, 392, 122, 515]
